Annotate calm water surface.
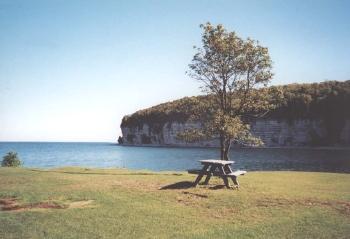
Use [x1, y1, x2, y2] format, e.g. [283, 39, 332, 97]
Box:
[0, 142, 349, 173]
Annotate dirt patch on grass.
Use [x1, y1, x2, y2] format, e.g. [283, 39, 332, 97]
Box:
[256, 197, 350, 215]
[302, 199, 350, 216]
[0, 198, 18, 210]
[176, 191, 208, 206]
[0, 197, 94, 211]
[0, 198, 66, 211]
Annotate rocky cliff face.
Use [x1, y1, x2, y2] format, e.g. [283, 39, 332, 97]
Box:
[121, 119, 350, 147]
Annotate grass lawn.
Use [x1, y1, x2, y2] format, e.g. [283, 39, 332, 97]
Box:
[0, 167, 349, 239]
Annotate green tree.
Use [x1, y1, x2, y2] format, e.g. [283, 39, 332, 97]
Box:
[179, 23, 279, 160]
[1, 151, 22, 167]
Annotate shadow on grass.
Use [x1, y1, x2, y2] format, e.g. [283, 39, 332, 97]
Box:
[159, 181, 194, 190]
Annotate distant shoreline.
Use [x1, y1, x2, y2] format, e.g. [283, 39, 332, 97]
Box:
[1, 141, 349, 150]
[119, 143, 350, 150]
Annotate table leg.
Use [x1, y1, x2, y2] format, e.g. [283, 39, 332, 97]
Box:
[193, 164, 209, 186]
[231, 176, 239, 188]
[218, 166, 230, 188]
[225, 165, 239, 188]
[203, 165, 216, 185]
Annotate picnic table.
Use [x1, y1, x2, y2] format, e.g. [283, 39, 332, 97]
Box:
[188, 160, 246, 188]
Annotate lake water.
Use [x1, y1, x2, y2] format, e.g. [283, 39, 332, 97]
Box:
[0, 142, 349, 173]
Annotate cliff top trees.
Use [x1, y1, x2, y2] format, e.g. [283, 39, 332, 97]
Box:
[121, 81, 350, 130]
[179, 23, 277, 160]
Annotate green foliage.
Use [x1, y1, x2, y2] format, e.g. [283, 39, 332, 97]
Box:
[1, 152, 21, 167]
[121, 96, 204, 132]
[269, 80, 350, 119]
[186, 23, 275, 159]
[177, 112, 264, 147]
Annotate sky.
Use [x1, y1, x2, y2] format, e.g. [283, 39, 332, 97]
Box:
[0, 0, 349, 142]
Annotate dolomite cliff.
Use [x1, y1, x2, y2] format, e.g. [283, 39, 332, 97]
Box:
[119, 81, 350, 147]
[120, 119, 350, 147]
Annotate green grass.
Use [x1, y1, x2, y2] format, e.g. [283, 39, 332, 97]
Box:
[0, 167, 349, 239]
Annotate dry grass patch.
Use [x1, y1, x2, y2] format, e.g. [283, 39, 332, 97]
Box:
[0, 198, 66, 211]
[0, 197, 95, 212]
[256, 197, 350, 215]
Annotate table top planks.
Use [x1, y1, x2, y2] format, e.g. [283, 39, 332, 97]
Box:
[199, 159, 234, 165]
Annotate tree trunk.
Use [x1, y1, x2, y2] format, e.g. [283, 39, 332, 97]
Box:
[223, 138, 231, 161]
[220, 133, 225, 160]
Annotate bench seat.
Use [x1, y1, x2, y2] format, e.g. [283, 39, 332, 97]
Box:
[213, 170, 247, 177]
[188, 169, 247, 177]
[187, 169, 210, 175]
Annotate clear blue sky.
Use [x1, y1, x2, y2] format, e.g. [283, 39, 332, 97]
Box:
[1, 0, 349, 142]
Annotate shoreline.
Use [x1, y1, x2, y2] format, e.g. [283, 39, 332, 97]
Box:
[11, 166, 350, 174]
[119, 143, 350, 150]
[2, 141, 349, 150]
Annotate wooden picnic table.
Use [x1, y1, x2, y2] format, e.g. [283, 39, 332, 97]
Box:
[188, 159, 246, 188]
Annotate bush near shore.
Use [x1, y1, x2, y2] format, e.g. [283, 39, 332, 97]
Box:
[1, 152, 21, 167]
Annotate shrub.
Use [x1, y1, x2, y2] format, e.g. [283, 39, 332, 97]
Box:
[1, 152, 22, 167]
